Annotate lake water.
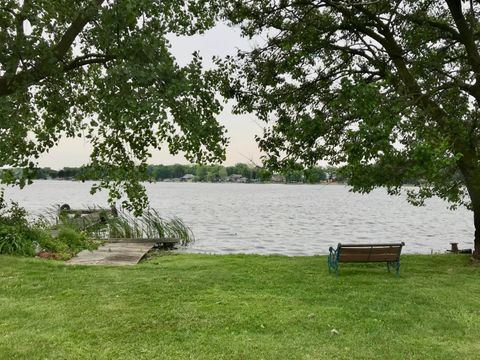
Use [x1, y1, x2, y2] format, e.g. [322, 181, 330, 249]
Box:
[2, 181, 473, 256]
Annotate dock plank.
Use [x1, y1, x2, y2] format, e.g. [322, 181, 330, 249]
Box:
[66, 241, 157, 266]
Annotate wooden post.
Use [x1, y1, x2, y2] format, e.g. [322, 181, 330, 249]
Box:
[450, 242, 459, 253]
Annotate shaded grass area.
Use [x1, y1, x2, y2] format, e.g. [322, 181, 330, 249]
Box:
[0, 254, 479, 359]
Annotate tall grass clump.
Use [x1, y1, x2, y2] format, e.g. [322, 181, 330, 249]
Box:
[45, 204, 195, 247]
[108, 213, 143, 239]
[108, 209, 195, 246]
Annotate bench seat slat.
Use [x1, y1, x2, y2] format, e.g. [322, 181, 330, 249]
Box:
[339, 254, 399, 262]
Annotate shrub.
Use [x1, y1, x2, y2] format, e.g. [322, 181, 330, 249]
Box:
[0, 224, 35, 256]
[56, 227, 97, 252]
[28, 227, 68, 253]
[0, 191, 36, 256]
[0, 190, 28, 227]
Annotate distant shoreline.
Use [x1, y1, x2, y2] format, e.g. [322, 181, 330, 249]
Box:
[27, 178, 346, 186]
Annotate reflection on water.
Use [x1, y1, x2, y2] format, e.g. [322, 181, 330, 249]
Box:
[3, 181, 473, 255]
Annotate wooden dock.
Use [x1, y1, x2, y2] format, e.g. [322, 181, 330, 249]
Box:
[66, 238, 179, 266]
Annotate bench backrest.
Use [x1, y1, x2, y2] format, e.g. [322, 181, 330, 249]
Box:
[337, 243, 404, 262]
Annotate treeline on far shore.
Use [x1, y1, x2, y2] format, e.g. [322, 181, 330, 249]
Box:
[1, 163, 344, 184]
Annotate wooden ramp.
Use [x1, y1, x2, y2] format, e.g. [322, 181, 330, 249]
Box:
[66, 241, 157, 266]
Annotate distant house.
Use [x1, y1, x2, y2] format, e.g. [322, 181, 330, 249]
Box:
[270, 174, 285, 183]
[181, 174, 195, 182]
[325, 172, 337, 183]
[228, 174, 248, 183]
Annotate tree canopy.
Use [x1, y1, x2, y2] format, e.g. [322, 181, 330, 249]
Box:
[3, 0, 480, 256]
[220, 0, 480, 257]
[0, 0, 226, 214]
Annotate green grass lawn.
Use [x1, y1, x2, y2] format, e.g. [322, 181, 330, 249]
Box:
[0, 254, 479, 360]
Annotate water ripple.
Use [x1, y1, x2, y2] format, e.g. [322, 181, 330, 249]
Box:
[3, 181, 474, 256]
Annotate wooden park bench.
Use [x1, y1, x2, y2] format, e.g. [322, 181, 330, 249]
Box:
[328, 242, 405, 276]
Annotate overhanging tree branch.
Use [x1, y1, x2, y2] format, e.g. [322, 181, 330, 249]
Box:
[64, 53, 116, 71]
[446, 0, 480, 89]
[53, 0, 105, 60]
[404, 13, 461, 41]
[0, 0, 105, 97]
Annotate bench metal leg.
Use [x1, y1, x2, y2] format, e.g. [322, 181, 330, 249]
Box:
[332, 262, 339, 276]
[390, 261, 400, 277]
[328, 247, 340, 276]
[333, 261, 339, 276]
[327, 256, 332, 273]
[387, 261, 400, 277]
[328, 256, 339, 276]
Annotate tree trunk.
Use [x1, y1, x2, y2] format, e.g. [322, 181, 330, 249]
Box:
[458, 152, 480, 259]
[473, 203, 480, 259]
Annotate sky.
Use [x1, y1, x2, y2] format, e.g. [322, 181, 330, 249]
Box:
[37, 24, 265, 169]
